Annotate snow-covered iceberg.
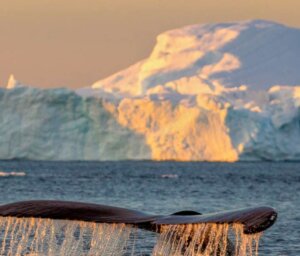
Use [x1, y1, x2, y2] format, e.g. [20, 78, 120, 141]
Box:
[1, 20, 300, 161]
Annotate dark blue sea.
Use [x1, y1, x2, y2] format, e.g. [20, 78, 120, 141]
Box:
[0, 161, 299, 255]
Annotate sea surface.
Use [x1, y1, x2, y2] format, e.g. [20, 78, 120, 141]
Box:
[0, 161, 299, 255]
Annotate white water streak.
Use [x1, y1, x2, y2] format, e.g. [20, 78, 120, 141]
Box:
[0, 217, 262, 256]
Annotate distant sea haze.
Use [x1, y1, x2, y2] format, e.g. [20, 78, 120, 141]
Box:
[1, 20, 300, 161]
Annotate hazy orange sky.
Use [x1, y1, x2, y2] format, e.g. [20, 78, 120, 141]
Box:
[1, 0, 300, 88]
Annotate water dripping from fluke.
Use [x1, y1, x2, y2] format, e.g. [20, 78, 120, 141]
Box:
[0, 200, 277, 255]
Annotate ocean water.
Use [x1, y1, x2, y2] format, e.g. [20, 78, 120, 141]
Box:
[0, 160, 299, 255]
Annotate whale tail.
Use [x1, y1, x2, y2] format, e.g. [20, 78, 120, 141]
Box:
[0, 200, 277, 234]
[0, 200, 277, 255]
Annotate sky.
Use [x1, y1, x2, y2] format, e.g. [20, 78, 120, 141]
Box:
[1, 0, 300, 89]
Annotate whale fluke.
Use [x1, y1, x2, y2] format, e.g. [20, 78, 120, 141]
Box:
[0, 200, 277, 234]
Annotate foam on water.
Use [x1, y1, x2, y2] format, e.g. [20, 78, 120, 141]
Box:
[0, 172, 26, 177]
[0, 217, 263, 256]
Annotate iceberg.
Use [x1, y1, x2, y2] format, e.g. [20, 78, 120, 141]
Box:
[0, 86, 150, 160]
[1, 20, 300, 161]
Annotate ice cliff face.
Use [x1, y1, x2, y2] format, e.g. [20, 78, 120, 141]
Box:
[2, 20, 300, 161]
[0, 87, 150, 160]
